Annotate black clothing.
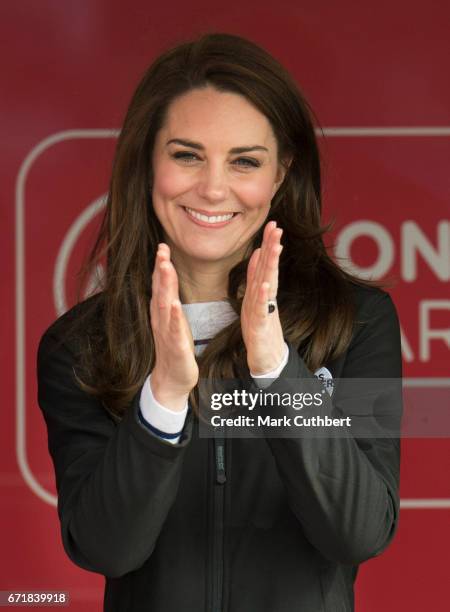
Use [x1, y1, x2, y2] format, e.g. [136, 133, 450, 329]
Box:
[37, 283, 402, 612]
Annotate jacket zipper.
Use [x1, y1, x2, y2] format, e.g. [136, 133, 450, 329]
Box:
[215, 435, 226, 484]
[211, 428, 226, 612]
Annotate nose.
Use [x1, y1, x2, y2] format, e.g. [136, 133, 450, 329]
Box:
[196, 161, 229, 203]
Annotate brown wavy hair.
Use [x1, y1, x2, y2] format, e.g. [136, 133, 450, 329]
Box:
[71, 32, 376, 418]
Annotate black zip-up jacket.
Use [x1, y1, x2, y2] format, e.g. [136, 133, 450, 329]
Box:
[37, 283, 402, 611]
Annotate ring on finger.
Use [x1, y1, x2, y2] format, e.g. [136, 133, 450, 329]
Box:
[267, 298, 277, 314]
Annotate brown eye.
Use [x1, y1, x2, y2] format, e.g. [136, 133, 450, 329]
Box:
[172, 151, 199, 162]
[233, 157, 260, 168]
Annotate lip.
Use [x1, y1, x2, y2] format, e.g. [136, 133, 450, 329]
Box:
[184, 206, 240, 216]
[182, 206, 239, 229]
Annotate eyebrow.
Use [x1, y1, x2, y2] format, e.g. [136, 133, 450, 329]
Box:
[166, 138, 269, 154]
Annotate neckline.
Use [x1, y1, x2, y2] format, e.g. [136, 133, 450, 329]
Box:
[182, 299, 228, 306]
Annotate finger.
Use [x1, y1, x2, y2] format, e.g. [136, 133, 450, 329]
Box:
[251, 222, 276, 305]
[264, 228, 282, 276]
[169, 299, 181, 333]
[157, 261, 172, 326]
[246, 248, 261, 295]
[154, 245, 190, 348]
[162, 256, 186, 336]
[166, 256, 180, 306]
[266, 242, 283, 298]
[255, 225, 280, 300]
[152, 244, 167, 291]
[254, 221, 277, 292]
[151, 254, 162, 324]
[156, 243, 170, 266]
[169, 299, 190, 350]
[265, 229, 283, 284]
[156, 244, 177, 295]
[260, 222, 276, 269]
[255, 281, 271, 320]
[158, 242, 170, 255]
[151, 243, 172, 326]
[245, 249, 262, 312]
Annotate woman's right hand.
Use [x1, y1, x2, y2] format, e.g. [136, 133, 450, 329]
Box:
[150, 243, 199, 411]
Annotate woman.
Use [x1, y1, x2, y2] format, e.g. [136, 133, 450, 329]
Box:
[37, 32, 402, 611]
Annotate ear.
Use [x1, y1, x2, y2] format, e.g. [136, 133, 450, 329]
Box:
[272, 156, 293, 197]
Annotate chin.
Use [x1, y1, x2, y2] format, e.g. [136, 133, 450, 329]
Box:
[188, 247, 230, 262]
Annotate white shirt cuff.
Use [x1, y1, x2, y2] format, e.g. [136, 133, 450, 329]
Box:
[250, 342, 289, 389]
[139, 374, 189, 445]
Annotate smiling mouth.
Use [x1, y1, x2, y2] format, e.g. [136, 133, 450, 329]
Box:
[183, 206, 239, 225]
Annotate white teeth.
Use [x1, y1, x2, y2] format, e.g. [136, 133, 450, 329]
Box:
[185, 207, 235, 224]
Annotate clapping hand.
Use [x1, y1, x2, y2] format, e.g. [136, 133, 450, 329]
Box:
[149, 243, 199, 411]
[241, 221, 286, 376]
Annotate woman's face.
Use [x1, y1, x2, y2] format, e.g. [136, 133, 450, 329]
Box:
[151, 86, 287, 266]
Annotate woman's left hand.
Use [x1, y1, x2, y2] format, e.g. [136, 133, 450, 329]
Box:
[241, 221, 286, 375]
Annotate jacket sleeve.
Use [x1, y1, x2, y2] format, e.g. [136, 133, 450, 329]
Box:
[251, 291, 403, 566]
[37, 328, 193, 578]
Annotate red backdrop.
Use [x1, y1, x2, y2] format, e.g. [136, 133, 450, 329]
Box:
[1, 1, 449, 610]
